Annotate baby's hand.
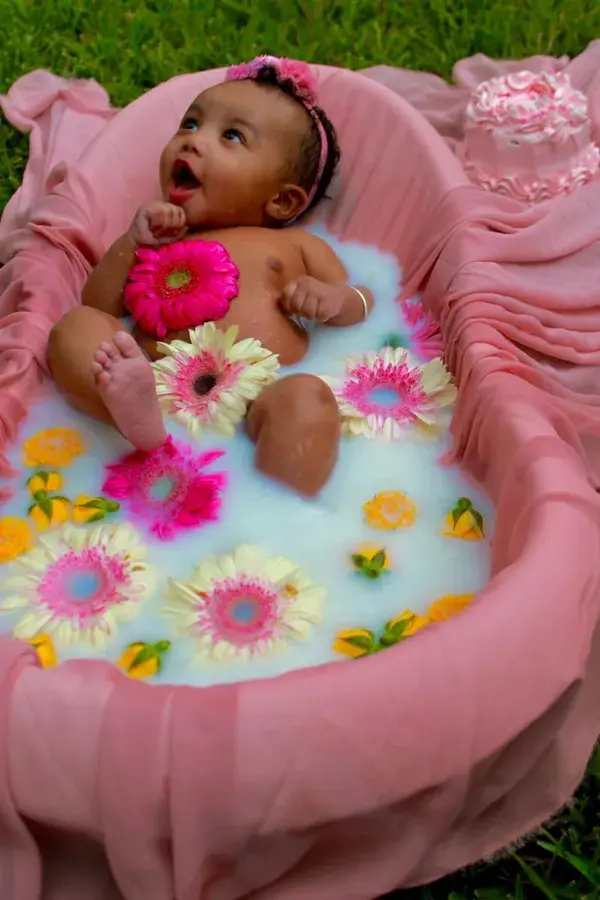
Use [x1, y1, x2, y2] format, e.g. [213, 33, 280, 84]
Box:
[129, 202, 187, 247]
[281, 277, 352, 323]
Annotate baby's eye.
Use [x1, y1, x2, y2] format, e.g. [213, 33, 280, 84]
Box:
[181, 117, 199, 131]
[223, 128, 244, 144]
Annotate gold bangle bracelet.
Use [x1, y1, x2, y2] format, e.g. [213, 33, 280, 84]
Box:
[350, 286, 369, 321]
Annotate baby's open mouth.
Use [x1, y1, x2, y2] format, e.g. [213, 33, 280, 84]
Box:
[171, 159, 201, 191]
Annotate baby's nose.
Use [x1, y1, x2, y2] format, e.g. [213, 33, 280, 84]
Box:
[181, 133, 205, 157]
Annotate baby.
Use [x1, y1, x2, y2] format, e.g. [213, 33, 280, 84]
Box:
[48, 56, 373, 496]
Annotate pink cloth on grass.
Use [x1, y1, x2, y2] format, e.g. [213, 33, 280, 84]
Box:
[2, 45, 600, 897]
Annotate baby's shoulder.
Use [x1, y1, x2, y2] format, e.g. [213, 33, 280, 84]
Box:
[283, 226, 329, 254]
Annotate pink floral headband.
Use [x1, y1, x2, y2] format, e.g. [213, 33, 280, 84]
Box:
[226, 55, 328, 208]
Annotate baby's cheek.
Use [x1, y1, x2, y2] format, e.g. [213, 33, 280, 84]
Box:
[158, 147, 173, 194]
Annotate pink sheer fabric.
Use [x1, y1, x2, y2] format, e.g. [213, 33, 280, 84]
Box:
[1, 47, 600, 897]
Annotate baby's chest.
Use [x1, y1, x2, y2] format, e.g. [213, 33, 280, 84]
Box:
[193, 228, 305, 286]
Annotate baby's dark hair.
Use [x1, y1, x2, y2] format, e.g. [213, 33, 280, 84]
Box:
[250, 63, 340, 216]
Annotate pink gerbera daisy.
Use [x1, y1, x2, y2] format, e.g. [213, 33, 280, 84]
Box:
[400, 298, 444, 361]
[166, 544, 324, 660]
[152, 323, 280, 439]
[0, 523, 153, 647]
[102, 437, 226, 541]
[320, 347, 457, 440]
[124, 240, 239, 339]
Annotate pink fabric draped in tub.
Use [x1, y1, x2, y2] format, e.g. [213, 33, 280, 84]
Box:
[1, 45, 600, 897]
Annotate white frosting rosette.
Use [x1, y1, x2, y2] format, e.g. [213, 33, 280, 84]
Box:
[466, 71, 590, 144]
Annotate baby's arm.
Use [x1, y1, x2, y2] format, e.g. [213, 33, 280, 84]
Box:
[82, 233, 138, 315]
[82, 202, 186, 315]
[281, 229, 373, 327]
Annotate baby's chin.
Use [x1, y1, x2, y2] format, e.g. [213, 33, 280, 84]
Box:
[160, 191, 205, 228]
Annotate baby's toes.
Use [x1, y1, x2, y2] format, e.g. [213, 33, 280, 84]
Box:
[93, 348, 110, 369]
[94, 369, 111, 389]
[98, 340, 119, 361]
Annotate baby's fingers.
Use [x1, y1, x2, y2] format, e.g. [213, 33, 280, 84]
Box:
[282, 277, 313, 315]
[298, 292, 319, 320]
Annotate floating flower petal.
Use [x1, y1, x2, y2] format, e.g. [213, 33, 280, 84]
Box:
[152, 323, 280, 439]
[400, 298, 444, 361]
[333, 628, 376, 659]
[363, 490, 416, 530]
[321, 347, 456, 440]
[28, 494, 71, 532]
[124, 240, 239, 339]
[382, 610, 430, 641]
[0, 517, 32, 563]
[27, 633, 58, 668]
[335, 595, 476, 662]
[26, 470, 63, 495]
[443, 497, 485, 540]
[165, 544, 324, 660]
[427, 593, 475, 622]
[117, 640, 171, 679]
[351, 543, 390, 579]
[72, 495, 120, 526]
[103, 436, 226, 541]
[22, 428, 84, 468]
[0, 523, 154, 647]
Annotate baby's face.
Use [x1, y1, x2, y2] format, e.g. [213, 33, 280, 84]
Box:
[160, 80, 309, 229]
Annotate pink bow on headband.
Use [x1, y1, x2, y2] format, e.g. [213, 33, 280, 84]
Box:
[226, 55, 318, 105]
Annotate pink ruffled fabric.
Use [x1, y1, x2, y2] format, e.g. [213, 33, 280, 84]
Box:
[2, 46, 600, 897]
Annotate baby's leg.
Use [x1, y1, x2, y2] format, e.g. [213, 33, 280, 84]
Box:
[48, 306, 166, 452]
[246, 374, 340, 496]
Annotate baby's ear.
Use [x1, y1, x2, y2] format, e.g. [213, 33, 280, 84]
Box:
[265, 184, 308, 224]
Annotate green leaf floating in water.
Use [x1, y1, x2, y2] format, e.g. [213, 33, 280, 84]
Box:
[379, 615, 414, 646]
[451, 496, 472, 526]
[380, 332, 408, 351]
[352, 548, 389, 579]
[451, 496, 484, 535]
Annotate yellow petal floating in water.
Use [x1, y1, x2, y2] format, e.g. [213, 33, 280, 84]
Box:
[27, 633, 58, 668]
[332, 628, 376, 659]
[28, 494, 71, 532]
[22, 427, 84, 468]
[26, 470, 63, 495]
[0, 517, 32, 563]
[117, 640, 171, 679]
[363, 490, 416, 531]
[384, 610, 430, 640]
[443, 497, 484, 540]
[72, 495, 120, 526]
[427, 593, 475, 622]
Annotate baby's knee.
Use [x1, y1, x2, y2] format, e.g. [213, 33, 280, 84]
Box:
[282, 373, 338, 417]
[248, 373, 339, 441]
[48, 306, 122, 369]
[49, 306, 92, 355]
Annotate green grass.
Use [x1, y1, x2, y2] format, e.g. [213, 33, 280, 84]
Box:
[1, 0, 600, 896]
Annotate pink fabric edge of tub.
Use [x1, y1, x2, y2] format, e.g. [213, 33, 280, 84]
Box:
[0, 49, 600, 897]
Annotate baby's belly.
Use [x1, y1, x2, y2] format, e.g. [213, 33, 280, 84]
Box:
[218, 292, 309, 366]
[133, 295, 309, 366]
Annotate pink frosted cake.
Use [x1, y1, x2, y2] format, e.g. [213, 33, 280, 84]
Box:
[460, 71, 600, 202]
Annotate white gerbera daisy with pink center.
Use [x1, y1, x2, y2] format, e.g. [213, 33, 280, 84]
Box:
[165, 544, 324, 660]
[321, 347, 457, 440]
[0, 523, 154, 647]
[152, 323, 280, 439]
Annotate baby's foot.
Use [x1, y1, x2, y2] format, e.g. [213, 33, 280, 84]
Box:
[92, 331, 167, 451]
